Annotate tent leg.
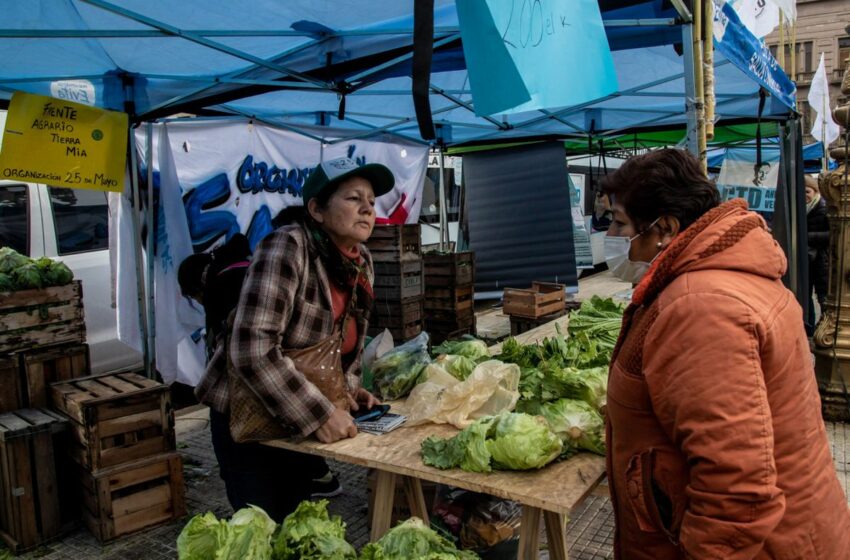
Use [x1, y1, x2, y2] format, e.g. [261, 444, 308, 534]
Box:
[682, 23, 700, 158]
[128, 126, 152, 379]
[438, 147, 449, 251]
[145, 123, 157, 379]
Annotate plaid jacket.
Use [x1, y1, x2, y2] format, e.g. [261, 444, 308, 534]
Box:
[195, 224, 373, 437]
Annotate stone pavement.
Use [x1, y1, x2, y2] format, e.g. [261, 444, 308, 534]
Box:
[12, 411, 850, 559]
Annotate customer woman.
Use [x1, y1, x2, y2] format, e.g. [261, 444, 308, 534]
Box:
[602, 149, 850, 559]
[195, 156, 392, 521]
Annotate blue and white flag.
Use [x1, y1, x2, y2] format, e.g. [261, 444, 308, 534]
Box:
[713, 0, 796, 111]
[153, 124, 206, 385]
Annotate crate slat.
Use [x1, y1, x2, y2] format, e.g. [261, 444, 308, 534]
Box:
[0, 282, 86, 354]
[503, 282, 566, 319]
[423, 251, 474, 287]
[366, 225, 422, 262]
[21, 343, 90, 409]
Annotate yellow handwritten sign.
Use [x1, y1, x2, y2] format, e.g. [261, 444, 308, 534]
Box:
[0, 91, 128, 192]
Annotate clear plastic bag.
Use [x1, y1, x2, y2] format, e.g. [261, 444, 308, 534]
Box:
[407, 359, 520, 428]
[371, 331, 431, 400]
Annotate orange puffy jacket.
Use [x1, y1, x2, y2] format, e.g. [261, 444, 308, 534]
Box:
[607, 200, 850, 559]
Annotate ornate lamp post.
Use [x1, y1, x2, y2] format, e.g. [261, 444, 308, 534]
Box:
[813, 50, 850, 420]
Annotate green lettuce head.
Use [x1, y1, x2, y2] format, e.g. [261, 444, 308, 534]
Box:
[217, 505, 276, 560]
[538, 399, 606, 456]
[435, 354, 477, 380]
[359, 518, 479, 560]
[486, 412, 563, 470]
[432, 337, 489, 361]
[273, 499, 355, 560]
[177, 512, 227, 560]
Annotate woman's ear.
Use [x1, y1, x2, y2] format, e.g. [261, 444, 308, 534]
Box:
[307, 198, 324, 224]
[656, 215, 680, 246]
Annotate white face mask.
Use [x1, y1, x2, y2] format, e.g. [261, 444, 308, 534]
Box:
[604, 218, 661, 285]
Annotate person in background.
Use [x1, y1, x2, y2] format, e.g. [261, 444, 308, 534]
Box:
[591, 191, 614, 232]
[805, 175, 829, 327]
[194, 157, 392, 521]
[601, 149, 850, 559]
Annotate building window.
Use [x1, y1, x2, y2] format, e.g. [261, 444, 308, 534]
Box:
[838, 37, 850, 71]
[48, 187, 109, 255]
[0, 184, 30, 256]
[769, 41, 813, 80]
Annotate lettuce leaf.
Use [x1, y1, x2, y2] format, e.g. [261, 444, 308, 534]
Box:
[359, 518, 479, 560]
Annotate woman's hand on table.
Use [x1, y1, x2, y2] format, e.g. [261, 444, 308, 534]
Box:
[315, 407, 357, 443]
[347, 387, 381, 412]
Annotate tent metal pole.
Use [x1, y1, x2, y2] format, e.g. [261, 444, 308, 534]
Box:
[145, 123, 156, 379]
[438, 147, 449, 252]
[681, 23, 700, 157]
[127, 127, 151, 379]
[788, 119, 801, 297]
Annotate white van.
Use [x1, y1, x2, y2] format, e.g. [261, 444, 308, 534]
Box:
[0, 113, 142, 373]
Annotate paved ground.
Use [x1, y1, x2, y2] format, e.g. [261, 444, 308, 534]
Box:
[12, 407, 849, 559]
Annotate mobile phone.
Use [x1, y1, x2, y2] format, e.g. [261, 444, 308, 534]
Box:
[353, 404, 390, 423]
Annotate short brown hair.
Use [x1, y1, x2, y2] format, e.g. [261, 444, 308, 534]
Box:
[601, 149, 720, 231]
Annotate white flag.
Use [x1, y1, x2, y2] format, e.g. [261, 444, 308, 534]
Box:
[153, 124, 206, 385]
[733, 0, 780, 38]
[808, 53, 840, 146]
[772, 0, 796, 22]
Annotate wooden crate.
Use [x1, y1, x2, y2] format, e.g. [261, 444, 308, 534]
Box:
[509, 309, 568, 336]
[366, 224, 422, 262]
[371, 298, 424, 329]
[502, 282, 566, 319]
[424, 284, 474, 313]
[0, 281, 85, 354]
[368, 317, 423, 343]
[50, 372, 175, 472]
[423, 251, 474, 287]
[0, 356, 24, 414]
[21, 343, 90, 409]
[373, 259, 424, 302]
[0, 409, 69, 553]
[78, 452, 185, 542]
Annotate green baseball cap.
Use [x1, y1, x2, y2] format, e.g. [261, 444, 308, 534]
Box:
[302, 157, 395, 203]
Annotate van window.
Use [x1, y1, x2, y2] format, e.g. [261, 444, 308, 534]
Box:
[48, 187, 109, 255]
[0, 184, 29, 255]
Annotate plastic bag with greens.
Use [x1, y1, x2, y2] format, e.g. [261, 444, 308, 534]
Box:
[359, 517, 480, 560]
[432, 336, 489, 361]
[371, 331, 431, 400]
[177, 512, 228, 560]
[272, 499, 356, 560]
[421, 412, 562, 473]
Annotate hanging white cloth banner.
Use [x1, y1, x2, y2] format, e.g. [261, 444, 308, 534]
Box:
[808, 53, 841, 147]
[153, 124, 207, 385]
[121, 120, 428, 385]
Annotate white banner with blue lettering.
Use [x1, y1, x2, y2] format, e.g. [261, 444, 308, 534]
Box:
[717, 146, 780, 218]
[118, 120, 428, 385]
[712, 0, 796, 110]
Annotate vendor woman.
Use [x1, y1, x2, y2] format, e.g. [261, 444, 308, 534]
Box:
[195, 157, 392, 521]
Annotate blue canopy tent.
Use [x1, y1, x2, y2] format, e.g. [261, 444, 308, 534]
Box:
[0, 0, 796, 145]
[0, 0, 807, 377]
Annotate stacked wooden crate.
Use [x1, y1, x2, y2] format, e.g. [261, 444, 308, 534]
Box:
[50, 373, 185, 542]
[503, 282, 569, 336]
[423, 252, 476, 344]
[367, 225, 424, 342]
[0, 281, 88, 551]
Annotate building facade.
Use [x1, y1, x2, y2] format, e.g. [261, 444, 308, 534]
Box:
[763, 0, 850, 142]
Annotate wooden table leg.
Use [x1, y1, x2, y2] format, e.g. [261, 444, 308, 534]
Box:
[518, 505, 542, 559]
[544, 511, 569, 560]
[370, 470, 397, 542]
[401, 475, 429, 522]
